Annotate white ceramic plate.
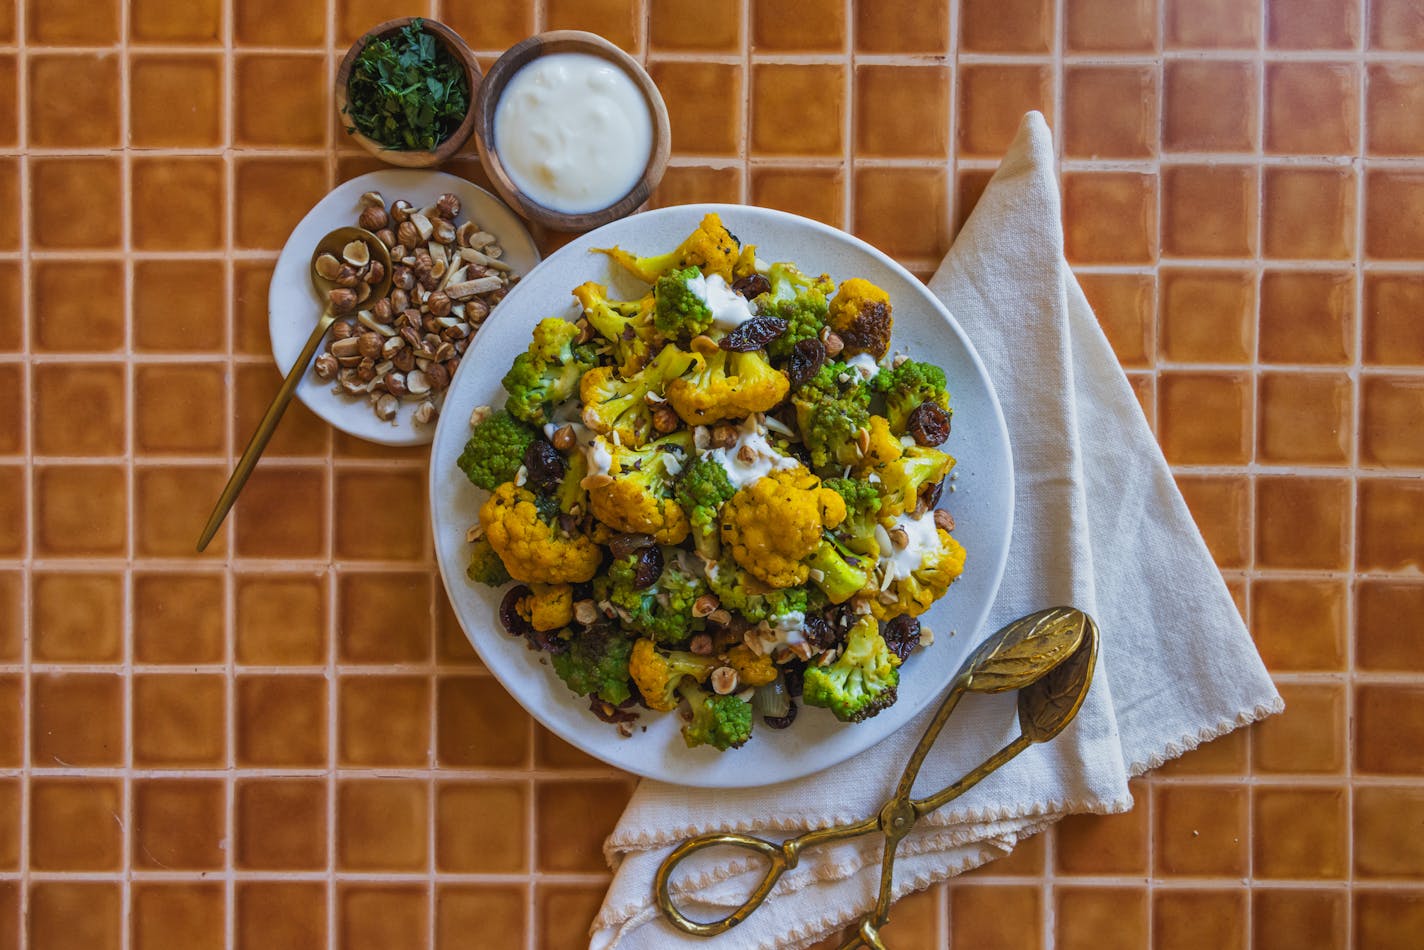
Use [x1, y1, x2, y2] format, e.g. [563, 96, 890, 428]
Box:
[269, 170, 541, 446]
[429, 205, 1014, 787]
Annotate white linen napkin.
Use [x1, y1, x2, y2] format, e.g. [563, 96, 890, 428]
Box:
[590, 112, 1283, 950]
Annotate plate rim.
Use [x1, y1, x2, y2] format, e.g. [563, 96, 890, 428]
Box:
[427, 202, 1014, 787]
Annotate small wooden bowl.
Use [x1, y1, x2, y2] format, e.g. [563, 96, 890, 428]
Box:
[335, 17, 482, 168]
[473, 31, 671, 232]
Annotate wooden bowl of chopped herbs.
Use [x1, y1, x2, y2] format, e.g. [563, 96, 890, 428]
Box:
[336, 17, 481, 167]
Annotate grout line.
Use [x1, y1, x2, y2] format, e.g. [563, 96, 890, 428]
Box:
[14, 0, 31, 938]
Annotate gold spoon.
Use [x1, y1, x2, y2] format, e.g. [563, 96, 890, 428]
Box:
[655, 606, 1099, 949]
[196, 227, 393, 552]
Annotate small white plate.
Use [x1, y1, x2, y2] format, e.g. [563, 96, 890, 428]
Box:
[269, 169, 542, 446]
[429, 205, 1014, 787]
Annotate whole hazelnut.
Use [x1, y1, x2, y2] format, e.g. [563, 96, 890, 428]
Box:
[434, 193, 460, 219]
[357, 332, 382, 360]
[335, 264, 361, 288]
[371, 298, 394, 323]
[314, 353, 338, 379]
[356, 357, 376, 382]
[427, 291, 452, 318]
[389, 287, 410, 312]
[358, 206, 388, 231]
[425, 362, 451, 391]
[390, 199, 414, 223]
[375, 228, 396, 248]
[330, 320, 356, 340]
[392, 348, 415, 372]
[392, 265, 414, 291]
[396, 220, 420, 248]
[328, 288, 357, 314]
[384, 371, 408, 396]
[364, 260, 385, 287]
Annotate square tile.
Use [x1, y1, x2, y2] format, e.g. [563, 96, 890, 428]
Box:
[958, 65, 1053, 158]
[1158, 269, 1254, 362]
[135, 364, 226, 456]
[1257, 371, 1352, 465]
[1165, 0, 1260, 47]
[1154, 726, 1248, 777]
[1066, 0, 1158, 51]
[235, 157, 329, 249]
[339, 885, 429, 950]
[1253, 889, 1346, 950]
[0, 677, 18, 765]
[1153, 784, 1248, 876]
[1258, 270, 1355, 363]
[134, 465, 228, 558]
[236, 675, 328, 766]
[32, 261, 126, 352]
[234, 261, 277, 355]
[237, 883, 327, 950]
[339, 675, 430, 767]
[1055, 887, 1146, 950]
[233, 465, 328, 558]
[235, 779, 327, 869]
[0, 159, 14, 252]
[750, 167, 844, 228]
[130, 0, 221, 43]
[1366, 170, 1424, 258]
[31, 158, 124, 249]
[0, 464, 24, 558]
[236, 54, 326, 147]
[334, 470, 426, 560]
[33, 364, 126, 457]
[1371, 0, 1424, 49]
[544, 0, 641, 52]
[1164, 60, 1259, 152]
[235, 0, 325, 45]
[647, 0, 738, 50]
[1253, 682, 1346, 774]
[0, 779, 18, 869]
[949, 884, 1042, 949]
[751, 0, 844, 50]
[28, 882, 121, 950]
[966, 832, 1045, 876]
[436, 782, 527, 872]
[751, 64, 845, 157]
[1153, 890, 1246, 950]
[1358, 477, 1424, 571]
[130, 54, 224, 147]
[1253, 786, 1348, 879]
[131, 157, 226, 251]
[1175, 474, 1250, 568]
[1356, 579, 1424, 671]
[536, 778, 636, 872]
[0, 573, 20, 661]
[854, 166, 949, 261]
[1161, 164, 1256, 257]
[235, 363, 330, 457]
[856, 0, 948, 52]
[32, 673, 123, 766]
[1269, 0, 1361, 48]
[337, 571, 431, 662]
[1158, 371, 1252, 464]
[133, 572, 225, 664]
[536, 883, 608, 950]
[1363, 375, 1424, 466]
[131, 883, 224, 950]
[1364, 273, 1424, 364]
[235, 572, 327, 665]
[875, 886, 940, 945]
[1251, 577, 1347, 671]
[29, 778, 123, 870]
[961, 0, 1052, 51]
[1064, 66, 1157, 159]
[1062, 172, 1157, 265]
[1266, 63, 1360, 155]
[650, 62, 744, 157]
[1355, 785, 1424, 875]
[1355, 890, 1424, 949]
[28, 53, 120, 147]
[1256, 476, 1350, 570]
[650, 165, 742, 209]
[32, 571, 124, 663]
[1263, 167, 1356, 260]
[855, 65, 948, 159]
[437, 675, 530, 767]
[1371, 65, 1424, 155]
[0, 364, 18, 455]
[27, 0, 118, 44]
[133, 673, 226, 767]
[535, 724, 602, 768]
[337, 781, 431, 875]
[1079, 273, 1153, 367]
[0, 262, 19, 350]
[132, 779, 225, 870]
[1356, 684, 1424, 776]
[437, 885, 527, 948]
[133, 259, 228, 352]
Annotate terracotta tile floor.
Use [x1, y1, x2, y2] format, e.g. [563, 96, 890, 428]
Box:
[1, 0, 1422, 947]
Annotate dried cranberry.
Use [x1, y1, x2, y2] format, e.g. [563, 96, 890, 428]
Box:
[526, 627, 568, 654]
[781, 661, 805, 698]
[632, 545, 664, 589]
[882, 615, 921, 662]
[499, 585, 533, 637]
[802, 615, 837, 651]
[523, 440, 566, 492]
[787, 337, 827, 389]
[763, 701, 798, 730]
[918, 478, 943, 511]
[907, 401, 951, 446]
[589, 696, 639, 724]
[609, 533, 656, 559]
[720, 316, 787, 352]
[732, 273, 771, 299]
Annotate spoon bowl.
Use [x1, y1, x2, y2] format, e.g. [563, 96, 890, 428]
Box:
[310, 225, 393, 302]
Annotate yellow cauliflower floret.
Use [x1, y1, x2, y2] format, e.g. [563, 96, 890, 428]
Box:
[869, 529, 966, 620]
[588, 476, 691, 545]
[479, 483, 601, 585]
[519, 583, 573, 632]
[628, 638, 718, 712]
[724, 644, 777, 687]
[860, 415, 903, 468]
[665, 346, 790, 426]
[719, 467, 846, 589]
[595, 212, 740, 283]
[829, 278, 893, 359]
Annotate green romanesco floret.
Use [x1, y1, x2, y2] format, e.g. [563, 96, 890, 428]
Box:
[627, 638, 719, 712]
[653, 267, 715, 339]
[872, 359, 951, 435]
[871, 446, 954, 519]
[705, 562, 809, 624]
[597, 550, 708, 644]
[594, 212, 741, 283]
[501, 318, 597, 426]
[551, 627, 634, 706]
[465, 537, 511, 587]
[572, 281, 660, 377]
[587, 432, 694, 544]
[790, 361, 873, 470]
[665, 345, 790, 426]
[673, 456, 737, 560]
[822, 477, 884, 557]
[457, 409, 538, 491]
[758, 263, 835, 361]
[580, 343, 699, 447]
[804, 537, 871, 605]
[678, 680, 753, 751]
[802, 615, 901, 723]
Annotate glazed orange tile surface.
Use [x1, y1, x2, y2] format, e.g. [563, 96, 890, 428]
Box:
[0, 0, 1420, 948]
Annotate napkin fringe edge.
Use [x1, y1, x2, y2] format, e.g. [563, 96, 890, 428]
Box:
[1125, 697, 1284, 778]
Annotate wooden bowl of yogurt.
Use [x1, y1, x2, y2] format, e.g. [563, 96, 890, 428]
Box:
[473, 31, 670, 232]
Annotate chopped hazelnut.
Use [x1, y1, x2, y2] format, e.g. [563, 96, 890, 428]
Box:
[710, 667, 739, 695]
[933, 509, 955, 531]
[552, 425, 576, 451]
[689, 634, 714, 656]
[691, 594, 720, 618]
[435, 193, 461, 219]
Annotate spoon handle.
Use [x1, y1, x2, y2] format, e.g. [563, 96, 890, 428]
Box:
[196, 309, 336, 552]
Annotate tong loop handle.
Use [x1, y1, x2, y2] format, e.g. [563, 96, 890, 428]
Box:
[654, 832, 793, 937]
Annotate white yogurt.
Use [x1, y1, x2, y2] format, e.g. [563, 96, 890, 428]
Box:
[845, 352, 881, 381]
[703, 416, 799, 490]
[878, 513, 943, 582]
[493, 52, 653, 214]
[686, 271, 756, 330]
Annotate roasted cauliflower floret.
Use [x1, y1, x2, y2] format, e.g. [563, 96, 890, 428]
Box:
[665, 342, 790, 426]
[572, 281, 660, 377]
[501, 318, 597, 426]
[871, 520, 966, 620]
[828, 278, 893, 359]
[719, 467, 846, 589]
[627, 638, 719, 712]
[586, 433, 694, 545]
[595, 212, 741, 283]
[579, 344, 699, 448]
[479, 482, 601, 584]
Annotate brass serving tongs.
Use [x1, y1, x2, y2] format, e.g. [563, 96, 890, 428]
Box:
[654, 606, 1099, 949]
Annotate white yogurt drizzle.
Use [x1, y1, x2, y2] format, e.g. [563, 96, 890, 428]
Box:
[702, 415, 799, 490]
[878, 512, 943, 582]
[686, 271, 756, 331]
[844, 352, 882, 381]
